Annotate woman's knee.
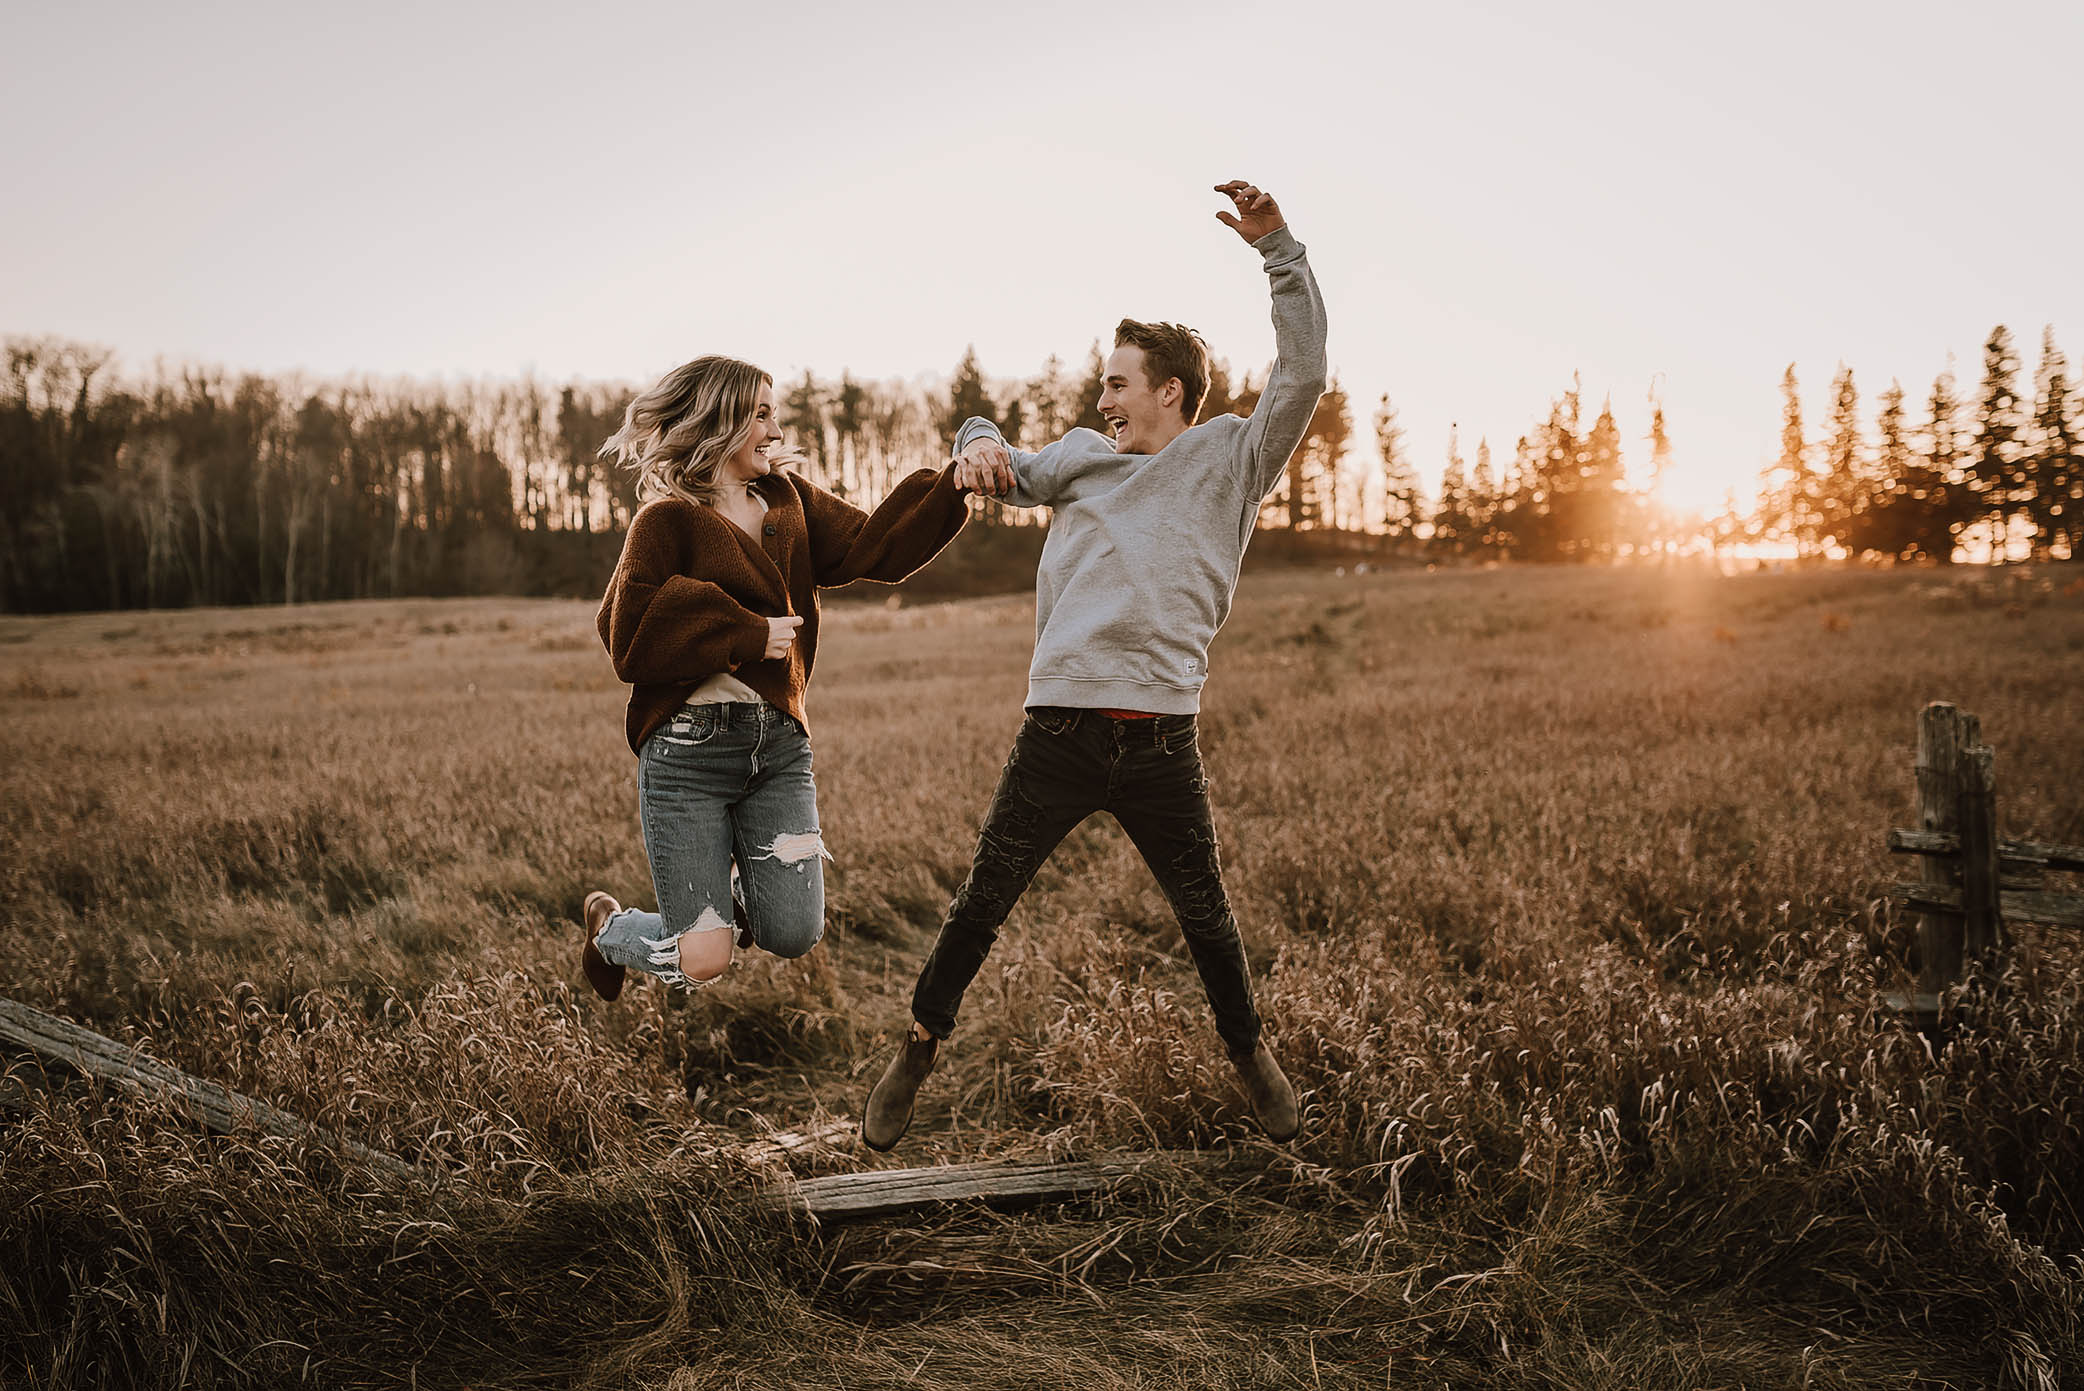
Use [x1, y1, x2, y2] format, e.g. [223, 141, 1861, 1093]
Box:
[758, 912, 825, 959]
[675, 907, 736, 982]
[741, 856, 826, 959]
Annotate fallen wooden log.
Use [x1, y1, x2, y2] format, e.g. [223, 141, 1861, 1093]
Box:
[734, 1117, 856, 1167]
[0, 997, 428, 1185]
[766, 1151, 1189, 1222]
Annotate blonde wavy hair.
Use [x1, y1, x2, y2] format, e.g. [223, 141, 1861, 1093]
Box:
[599, 355, 785, 506]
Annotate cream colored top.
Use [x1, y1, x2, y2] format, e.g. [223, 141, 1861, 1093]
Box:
[685, 670, 766, 705]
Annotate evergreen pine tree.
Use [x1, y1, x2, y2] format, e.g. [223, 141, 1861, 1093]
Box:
[1492, 434, 1537, 559]
[1579, 396, 1624, 559]
[830, 371, 866, 498]
[1851, 380, 1915, 558]
[1072, 344, 1109, 435]
[1647, 401, 1673, 492]
[937, 346, 1001, 444]
[1967, 325, 2025, 559]
[1296, 376, 1352, 530]
[1431, 427, 1471, 556]
[1471, 437, 1497, 555]
[1919, 366, 1965, 563]
[1530, 386, 1581, 561]
[1374, 393, 1422, 543]
[1022, 355, 1072, 445]
[2028, 326, 2080, 556]
[1760, 364, 1819, 556]
[1646, 394, 1674, 560]
[781, 369, 828, 480]
[1820, 364, 1863, 551]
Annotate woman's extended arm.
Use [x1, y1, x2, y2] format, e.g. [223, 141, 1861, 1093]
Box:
[801, 464, 970, 587]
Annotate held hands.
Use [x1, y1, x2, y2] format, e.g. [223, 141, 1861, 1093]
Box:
[952, 438, 1016, 498]
[764, 615, 804, 660]
[1214, 180, 1286, 243]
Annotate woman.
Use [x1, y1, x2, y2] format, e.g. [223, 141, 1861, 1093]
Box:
[582, 355, 971, 998]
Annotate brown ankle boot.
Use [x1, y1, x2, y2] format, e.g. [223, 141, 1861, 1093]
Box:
[582, 892, 627, 1002]
[1229, 1040, 1300, 1141]
[862, 1026, 939, 1152]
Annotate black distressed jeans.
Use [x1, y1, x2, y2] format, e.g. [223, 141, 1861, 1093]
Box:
[910, 707, 1262, 1055]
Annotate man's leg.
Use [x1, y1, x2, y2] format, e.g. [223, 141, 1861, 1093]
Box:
[865, 710, 1100, 1151]
[909, 710, 1103, 1039]
[1110, 716, 1298, 1140]
[1107, 720, 1261, 1054]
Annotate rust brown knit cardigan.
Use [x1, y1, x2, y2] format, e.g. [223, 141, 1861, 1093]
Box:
[597, 464, 968, 753]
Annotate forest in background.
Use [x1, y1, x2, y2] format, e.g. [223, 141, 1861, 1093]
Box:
[3, 323, 2078, 614]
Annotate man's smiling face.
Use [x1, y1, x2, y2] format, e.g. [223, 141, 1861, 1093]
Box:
[1096, 344, 1179, 455]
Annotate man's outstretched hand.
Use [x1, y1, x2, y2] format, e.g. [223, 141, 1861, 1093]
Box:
[952, 437, 1015, 497]
[1215, 180, 1286, 243]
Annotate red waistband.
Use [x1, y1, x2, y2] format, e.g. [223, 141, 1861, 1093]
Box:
[1095, 708, 1163, 720]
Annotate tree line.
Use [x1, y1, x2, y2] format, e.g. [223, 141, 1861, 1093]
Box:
[807, 322, 2080, 566]
[0, 335, 1369, 613]
[1752, 326, 2079, 562]
[4, 323, 2076, 612]
[1371, 386, 1681, 565]
[2, 341, 975, 612]
[1364, 324, 2078, 566]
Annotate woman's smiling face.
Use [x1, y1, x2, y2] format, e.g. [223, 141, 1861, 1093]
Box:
[721, 383, 784, 485]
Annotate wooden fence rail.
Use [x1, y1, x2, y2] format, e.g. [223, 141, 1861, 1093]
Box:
[765, 1152, 1191, 1222]
[1884, 702, 2084, 1018]
[0, 997, 427, 1184]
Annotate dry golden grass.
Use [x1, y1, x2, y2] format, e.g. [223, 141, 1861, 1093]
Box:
[2, 562, 2081, 1388]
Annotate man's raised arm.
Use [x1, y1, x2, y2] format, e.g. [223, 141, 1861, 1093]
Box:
[1217, 180, 1330, 501]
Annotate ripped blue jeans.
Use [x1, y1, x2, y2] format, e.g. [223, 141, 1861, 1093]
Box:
[594, 700, 829, 990]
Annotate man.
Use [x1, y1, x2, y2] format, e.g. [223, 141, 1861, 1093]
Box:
[863, 179, 1328, 1149]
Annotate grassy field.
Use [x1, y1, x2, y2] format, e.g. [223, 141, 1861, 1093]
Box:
[3, 561, 2082, 1389]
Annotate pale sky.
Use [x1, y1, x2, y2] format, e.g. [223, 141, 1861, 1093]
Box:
[7, 0, 2080, 515]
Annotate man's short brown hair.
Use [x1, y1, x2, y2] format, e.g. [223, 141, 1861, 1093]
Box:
[1115, 319, 1211, 424]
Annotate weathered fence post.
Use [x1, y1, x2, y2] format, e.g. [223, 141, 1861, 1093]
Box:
[1914, 703, 1983, 1000]
[1887, 701, 2084, 1022]
[1958, 742, 2006, 962]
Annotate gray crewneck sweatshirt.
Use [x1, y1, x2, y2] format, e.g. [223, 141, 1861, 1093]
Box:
[954, 224, 1328, 715]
